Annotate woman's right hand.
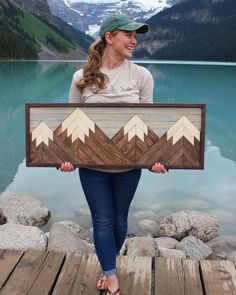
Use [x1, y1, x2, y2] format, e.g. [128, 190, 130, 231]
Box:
[59, 161, 75, 172]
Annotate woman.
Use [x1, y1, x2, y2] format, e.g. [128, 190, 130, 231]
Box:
[61, 14, 166, 295]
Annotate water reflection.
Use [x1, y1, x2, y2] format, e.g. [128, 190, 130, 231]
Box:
[0, 61, 80, 193]
[0, 61, 236, 236]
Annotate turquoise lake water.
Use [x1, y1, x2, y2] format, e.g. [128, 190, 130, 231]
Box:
[0, 60, 236, 236]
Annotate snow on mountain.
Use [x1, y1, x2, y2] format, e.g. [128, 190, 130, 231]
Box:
[49, 0, 177, 38]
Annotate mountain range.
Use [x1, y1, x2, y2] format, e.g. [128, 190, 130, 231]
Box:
[1, 0, 236, 61]
[135, 0, 236, 61]
[0, 0, 93, 59]
[48, 0, 181, 38]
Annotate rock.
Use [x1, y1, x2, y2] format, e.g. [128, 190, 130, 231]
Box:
[158, 247, 186, 259]
[47, 222, 95, 253]
[226, 251, 236, 261]
[57, 220, 93, 242]
[0, 195, 50, 227]
[154, 237, 180, 249]
[207, 236, 236, 260]
[159, 210, 219, 242]
[0, 223, 47, 251]
[177, 236, 212, 261]
[0, 208, 7, 225]
[138, 219, 158, 237]
[133, 210, 157, 220]
[126, 237, 157, 257]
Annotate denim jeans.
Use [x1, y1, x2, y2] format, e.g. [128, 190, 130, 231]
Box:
[79, 168, 142, 276]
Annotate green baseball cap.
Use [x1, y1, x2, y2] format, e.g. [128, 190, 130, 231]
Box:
[99, 14, 149, 41]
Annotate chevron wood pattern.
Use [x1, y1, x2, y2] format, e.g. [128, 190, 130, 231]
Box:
[26, 103, 206, 169]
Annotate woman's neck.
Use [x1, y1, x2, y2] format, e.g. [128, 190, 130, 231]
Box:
[101, 48, 125, 70]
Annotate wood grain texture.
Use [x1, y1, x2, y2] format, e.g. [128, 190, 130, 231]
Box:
[200, 260, 236, 295]
[26, 103, 206, 169]
[0, 250, 24, 289]
[0, 251, 47, 295]
[1, 250, 236, 295]
[117, 255, 152, 295]
[154, 257, 203, 295]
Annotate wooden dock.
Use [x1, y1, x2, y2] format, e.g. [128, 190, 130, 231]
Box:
[0, 249, 236, 295]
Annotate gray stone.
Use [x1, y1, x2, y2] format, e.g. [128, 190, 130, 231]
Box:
[47, 222, 95, 253]
[159, 210, 219, 242]
[177, 235, 212, 261]
[133, 210, 157, 220]
[57, 220, 92, 242]
[154, 237, 180, 249]
[158, 247, 186, 259]
[226, 251, 236, 261]
[207, 236, 236, 260]
[0, 223, 47, 251]
[126, 237, 157, 257]
[0, 195, 50, 227]
[138, 219, 158, 236]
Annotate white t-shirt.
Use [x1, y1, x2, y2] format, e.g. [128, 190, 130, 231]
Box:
[69, 59, 154, 103]
[68, 59, 154, 172]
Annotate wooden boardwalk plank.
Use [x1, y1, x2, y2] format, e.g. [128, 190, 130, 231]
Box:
[52, 252, 84, 295]
[1, 249, 236, 295]
[154, 257, 203, 295]
[154, 257, 185, 295]
[182, 259, 203, 295]
[0, 250, 47, 295]
[117, 255, 152, 295]
[200, 260, 236, 295]
[28, 251, 65, 295]
[0, 250, 24, 288]
[52, 253, 101, 295]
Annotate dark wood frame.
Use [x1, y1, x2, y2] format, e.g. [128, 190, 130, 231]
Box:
[25, 103, 206, 169]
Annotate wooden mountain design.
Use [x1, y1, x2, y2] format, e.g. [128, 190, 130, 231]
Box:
[136, 117, 201, 168]
[112, 119, 159, 162]
[27, 105, 205, 169]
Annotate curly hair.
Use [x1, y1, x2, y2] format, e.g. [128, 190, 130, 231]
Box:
[76, 31, 118, 93]
[76, 40, 108, 93]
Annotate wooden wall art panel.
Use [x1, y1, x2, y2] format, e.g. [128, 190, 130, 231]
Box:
[25, 103, 206, 169]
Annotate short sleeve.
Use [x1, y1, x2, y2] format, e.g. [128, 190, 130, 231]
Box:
[139, 68, 154, 103]
[69, 71, 83, 103]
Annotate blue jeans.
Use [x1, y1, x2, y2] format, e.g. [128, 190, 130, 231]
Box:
[79, 168, 142, 276]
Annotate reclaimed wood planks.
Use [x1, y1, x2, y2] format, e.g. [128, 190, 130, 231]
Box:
[200, 260, 236, 295]
[154, 257, 203, 295]
[26, 103, 206, 170]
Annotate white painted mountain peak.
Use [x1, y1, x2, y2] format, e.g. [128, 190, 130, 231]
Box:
[167, 116, 200, 145]
[32, 122, 53, 147]
[62, 108, 95, 143]
[124, 115, 148, 142]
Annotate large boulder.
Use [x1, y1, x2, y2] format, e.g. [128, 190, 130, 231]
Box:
[0, 195, 50, 227]
[207, 236, 236, 260]
[47, 221, 94, 253]
[125, 237, 157, 257]
[177, 236, 212, 260]
[0, 223, 47, 251]
[159, 210, 219, 242]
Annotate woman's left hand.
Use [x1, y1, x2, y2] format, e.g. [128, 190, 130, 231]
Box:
[149, 162, 167, 173]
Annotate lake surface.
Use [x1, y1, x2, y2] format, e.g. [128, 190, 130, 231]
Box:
[0, 60, 236, 236]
